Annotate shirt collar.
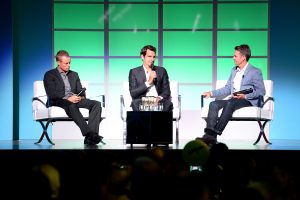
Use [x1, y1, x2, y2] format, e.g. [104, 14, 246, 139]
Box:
[237, 62, 249, 73]
[57, 67, 69, 75]
[143, 65, 150, 74]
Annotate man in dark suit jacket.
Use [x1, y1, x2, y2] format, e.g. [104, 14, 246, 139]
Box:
[129, 45, 173, 112]
[43, 50, 104, 145]
[198, 44, 266, 146]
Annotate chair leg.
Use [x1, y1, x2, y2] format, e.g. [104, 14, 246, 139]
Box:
[123, 121, 127, 145]
[35, 120, 55, 145]
[253, 120, 272, 145]
[175, 120, 179, 145]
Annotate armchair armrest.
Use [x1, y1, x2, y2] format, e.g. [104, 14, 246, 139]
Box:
[90, 95, 105, 107]
[261, 96, 274, 108]
[120, 95, 125, 121]
[178, 94, 182, 120]
[32, 95, 48, 108]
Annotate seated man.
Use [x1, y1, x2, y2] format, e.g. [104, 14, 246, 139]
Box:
[198, 44, 266, 146]
[43, 50, 104, 145]
[129, 45, 173, 112]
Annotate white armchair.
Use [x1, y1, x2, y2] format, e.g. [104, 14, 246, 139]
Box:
[32, 81, 106, 145]
[201, 80, 274, 145]
[120, 81, 181, 144]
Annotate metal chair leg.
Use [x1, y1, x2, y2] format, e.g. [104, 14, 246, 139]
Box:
[175, 120, 179, 145]
[123, 121, 127, 145]
[253, 120, 272, 145]
[35, 120, 55, 145]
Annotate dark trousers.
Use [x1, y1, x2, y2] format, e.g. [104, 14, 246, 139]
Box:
[206, 98, 252, 135]
[53, 99, 102, 136]
[131, 98, 173, 112]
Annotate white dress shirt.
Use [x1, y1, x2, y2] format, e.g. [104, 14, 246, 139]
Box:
[233, 63, 248, 92]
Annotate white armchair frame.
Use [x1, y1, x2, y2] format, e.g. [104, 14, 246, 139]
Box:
[201, 80, 274, 145]
[120, 81, 181, 144]
[32, 81, 106, 145]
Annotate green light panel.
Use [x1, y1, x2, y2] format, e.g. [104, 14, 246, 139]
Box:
[180, 85, 213, 110]
[70, 58, 104, 83]
[217, 58, 268, 80]
[109, 32, 158, 56]
[54, 0, 269, 111]
[109, 4, 158, 29]
[163, 32, 212, 56]
[217, 31, 268, 56]
[218, 3, 268, 29]
[54, 31, 104, 56]
[164, 58, 213, 83]
[109, 58, 142, 84]
[54, 4, 104, 29]
[163, 4, 212, 29]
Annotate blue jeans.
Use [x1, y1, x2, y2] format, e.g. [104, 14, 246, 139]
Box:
[206, 98, 252, 135]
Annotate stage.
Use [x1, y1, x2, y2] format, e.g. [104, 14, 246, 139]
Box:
[1, 138, 300, 150]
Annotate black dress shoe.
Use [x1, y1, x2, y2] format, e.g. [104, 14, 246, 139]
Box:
[92, 135, 105, 145]
[84, 132, 105, 145]
[195, 133, 217, 146]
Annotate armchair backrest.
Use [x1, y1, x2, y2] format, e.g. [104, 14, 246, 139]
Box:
[170, 81, 179, 108]
[33, 81, 48, 110]
[122, 82, 132, 110]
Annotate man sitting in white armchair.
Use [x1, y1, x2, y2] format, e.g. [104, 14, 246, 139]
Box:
[43, 50, 104, 145]
[197, 44, 265, 146]
[128, 45, 173, 112]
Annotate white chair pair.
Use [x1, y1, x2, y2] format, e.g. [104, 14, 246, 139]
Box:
[32, 81, 106, 145]
[120, 81, 181, 144]
[201, 80, 274, 145]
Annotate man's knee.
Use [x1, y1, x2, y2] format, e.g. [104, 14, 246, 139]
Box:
[209, 101, 219, 110]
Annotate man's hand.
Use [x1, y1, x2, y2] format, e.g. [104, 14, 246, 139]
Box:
[147, 70, 157, 85]
[232, 93, 246, 99]
[68, 95, 82, 103]
[156, 96, 161, 104]
[202, 91, 212, 98]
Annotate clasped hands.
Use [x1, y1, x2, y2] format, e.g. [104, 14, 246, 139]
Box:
[68, 95, 83, 103]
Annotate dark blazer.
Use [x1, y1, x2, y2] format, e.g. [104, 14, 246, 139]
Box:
[43, 68, 85, 106]
[129, 65, 171, 100]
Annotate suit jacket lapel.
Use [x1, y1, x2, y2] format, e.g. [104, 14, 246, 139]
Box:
[138, 66, 147, 83]
[53, 68, 65, 87]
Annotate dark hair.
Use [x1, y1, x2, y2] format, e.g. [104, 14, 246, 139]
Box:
[235, 44, 251, 61]
[140, 45, 156, 56]
[56, 50, 70, 61]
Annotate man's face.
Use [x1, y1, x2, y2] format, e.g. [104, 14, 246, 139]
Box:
[233, 50, 246, 66]
[141, 49, 156, 68]
[57, 56, 71, 73]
